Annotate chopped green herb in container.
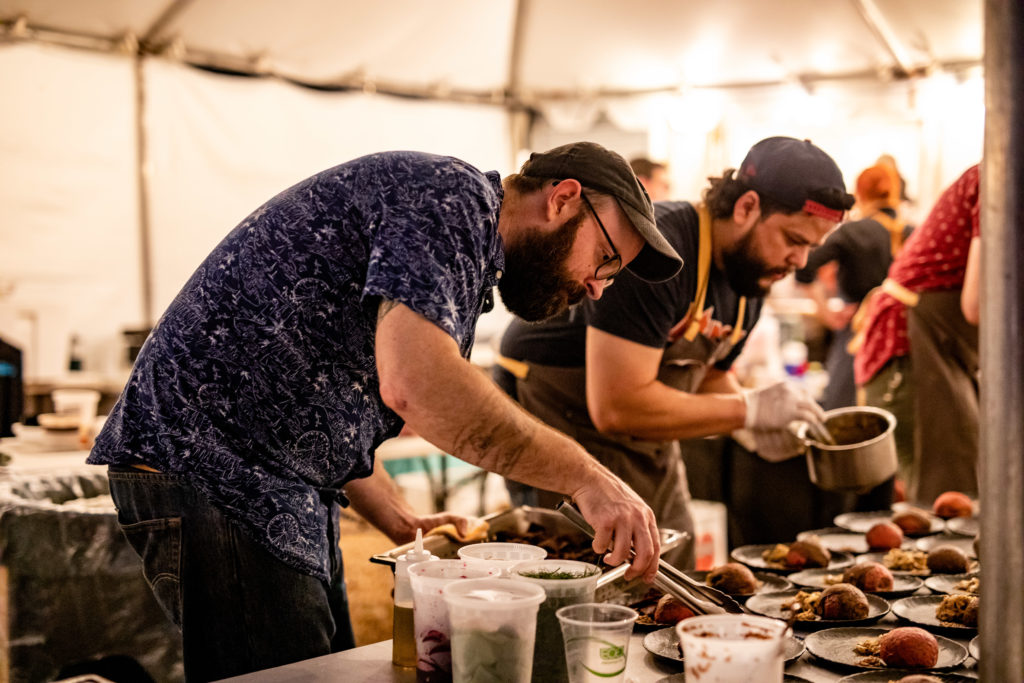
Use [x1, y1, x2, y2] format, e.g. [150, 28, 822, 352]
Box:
[510, 560, 601, 683]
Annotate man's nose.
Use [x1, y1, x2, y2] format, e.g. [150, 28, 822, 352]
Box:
[585, 278, 609, 300]
[789, 246, 812, 269]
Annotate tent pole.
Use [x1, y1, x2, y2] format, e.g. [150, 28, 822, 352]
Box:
[506, 0, 531, 160]
[980, 0, 1024, 678]
[133, 53, 154, 328]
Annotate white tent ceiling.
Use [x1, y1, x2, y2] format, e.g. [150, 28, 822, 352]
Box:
[0, 0, 986, 379]
[1, 0, 982, 98]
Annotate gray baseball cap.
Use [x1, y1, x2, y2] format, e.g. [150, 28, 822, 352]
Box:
[521, 142, 683, 282]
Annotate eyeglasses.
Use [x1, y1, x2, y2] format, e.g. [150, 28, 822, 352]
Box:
[581, 192, 623, 281]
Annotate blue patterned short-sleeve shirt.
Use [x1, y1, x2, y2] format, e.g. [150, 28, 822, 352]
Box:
[89, 152, 505, 580]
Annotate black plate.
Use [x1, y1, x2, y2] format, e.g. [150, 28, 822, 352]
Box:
[891, 595, 978, 633]
[745, 589, 890, 630]
[835, 510, 945, 536]
[924, 572, 978, 595]
[968, 634, 979, 661]
[641, 626, 806, 666]
[731, 545, 855, 574]
[915, 533, 978, 559]
[804, 627, 968, 670]
[946, 516, 979, 538]
[838, 670, 979, 682]
[681, 569, 792, 602]
[787, 567, 923, 599]
[797, 528, 871, 554]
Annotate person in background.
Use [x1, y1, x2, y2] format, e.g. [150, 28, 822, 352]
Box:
[630, 157, 672, 201]
[496, 137, 849, 566]
[795, 164, 906, 411]
[855, 164, 981, 503]
[87, 142, 682, 680]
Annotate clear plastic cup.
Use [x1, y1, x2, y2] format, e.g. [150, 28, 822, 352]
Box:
[676, 614, 790, 683]
[456, 542, 547, 576]
[443, 578, 546, 683]
[408, 560, 500, 681]
[510, 560, 601, 683]
[556, 603, 637, 682]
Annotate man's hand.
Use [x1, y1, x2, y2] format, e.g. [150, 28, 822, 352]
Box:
[405, 513, 484, 544]
[571, 473, 661, 583]
[743, 381, 826, 434]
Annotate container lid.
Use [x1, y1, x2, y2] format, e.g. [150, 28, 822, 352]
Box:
[442, 578, 545, 610]
[457, 542, 548, 563]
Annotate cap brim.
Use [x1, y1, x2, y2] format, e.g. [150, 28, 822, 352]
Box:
[619, 203, 683, 282]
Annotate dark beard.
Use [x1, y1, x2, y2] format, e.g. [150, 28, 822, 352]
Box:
[498, 211, 588, 321]
[721, 224, 789, 297]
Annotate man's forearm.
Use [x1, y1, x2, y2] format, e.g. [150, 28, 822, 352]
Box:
[344, 459, 417, 543]
[375, 305, 611, 498]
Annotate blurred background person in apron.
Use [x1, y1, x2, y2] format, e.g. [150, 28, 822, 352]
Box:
[796, 163, 910, 412]
[855, 164, 981, 504]
[495, 137, 852, 567]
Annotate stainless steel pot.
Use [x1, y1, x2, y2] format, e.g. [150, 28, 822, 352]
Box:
[796, 406, 897, 493]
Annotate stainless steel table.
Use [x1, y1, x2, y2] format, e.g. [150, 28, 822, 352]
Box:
[217, 617, 978, 683]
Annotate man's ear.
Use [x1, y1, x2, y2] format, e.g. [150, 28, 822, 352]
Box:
[546, 178, 582, 221]
[732, 189, 761, 226]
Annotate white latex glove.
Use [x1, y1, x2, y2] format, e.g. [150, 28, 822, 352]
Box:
[750, 428, 804, 463]
[742, 381, 827, 435]
[731, 427, 805, 463]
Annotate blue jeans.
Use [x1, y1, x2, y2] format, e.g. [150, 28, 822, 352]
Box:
[107, 467, 356, 682]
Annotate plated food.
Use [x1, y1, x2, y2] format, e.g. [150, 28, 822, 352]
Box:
[731, 541, 854, 574]
[866, 521, 905, 551]
[745, 588, 889, 629]
[804, 627, 968, 670]
[924, 573, 978, 595]
[891, 595, 978, 632]
[797, 528, 871, 554]
[631, 589, 695, 629]
[915, 534, 977, 560]
[837, 670, 980, 682]
[931, 491, 975, 520]
[788, 564, 923, 599]
[681, 564, 792, 601]
[835, 510, 944, 537]
[640, 625, 806, 666]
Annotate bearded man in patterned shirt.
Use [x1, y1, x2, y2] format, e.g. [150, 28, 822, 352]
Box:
[87, 142, 681, 680]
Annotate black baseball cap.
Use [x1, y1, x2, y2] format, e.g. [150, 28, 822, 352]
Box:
[737, 137, 854, 222]
[521, 142, 683, 282]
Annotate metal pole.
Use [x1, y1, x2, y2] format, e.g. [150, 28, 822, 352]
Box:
[133, 53, 154, 328]
[980, 0, 1024, 679]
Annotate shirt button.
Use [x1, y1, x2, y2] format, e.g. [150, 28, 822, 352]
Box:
[495, 270, 503, 280]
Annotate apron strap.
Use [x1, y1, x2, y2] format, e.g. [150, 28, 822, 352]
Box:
[684, 204, 746, 343]
[495, 353, 530, 379]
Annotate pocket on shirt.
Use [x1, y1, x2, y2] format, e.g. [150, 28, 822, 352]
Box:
[120, 516, 183, 628]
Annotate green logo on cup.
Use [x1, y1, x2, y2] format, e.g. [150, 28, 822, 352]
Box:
[599, 645, 624, 660]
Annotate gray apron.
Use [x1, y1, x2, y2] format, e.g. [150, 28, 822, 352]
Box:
[508, 206, 746, 570]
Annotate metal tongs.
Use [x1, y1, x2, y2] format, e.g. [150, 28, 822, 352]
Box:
[556, 500, 744, 615]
